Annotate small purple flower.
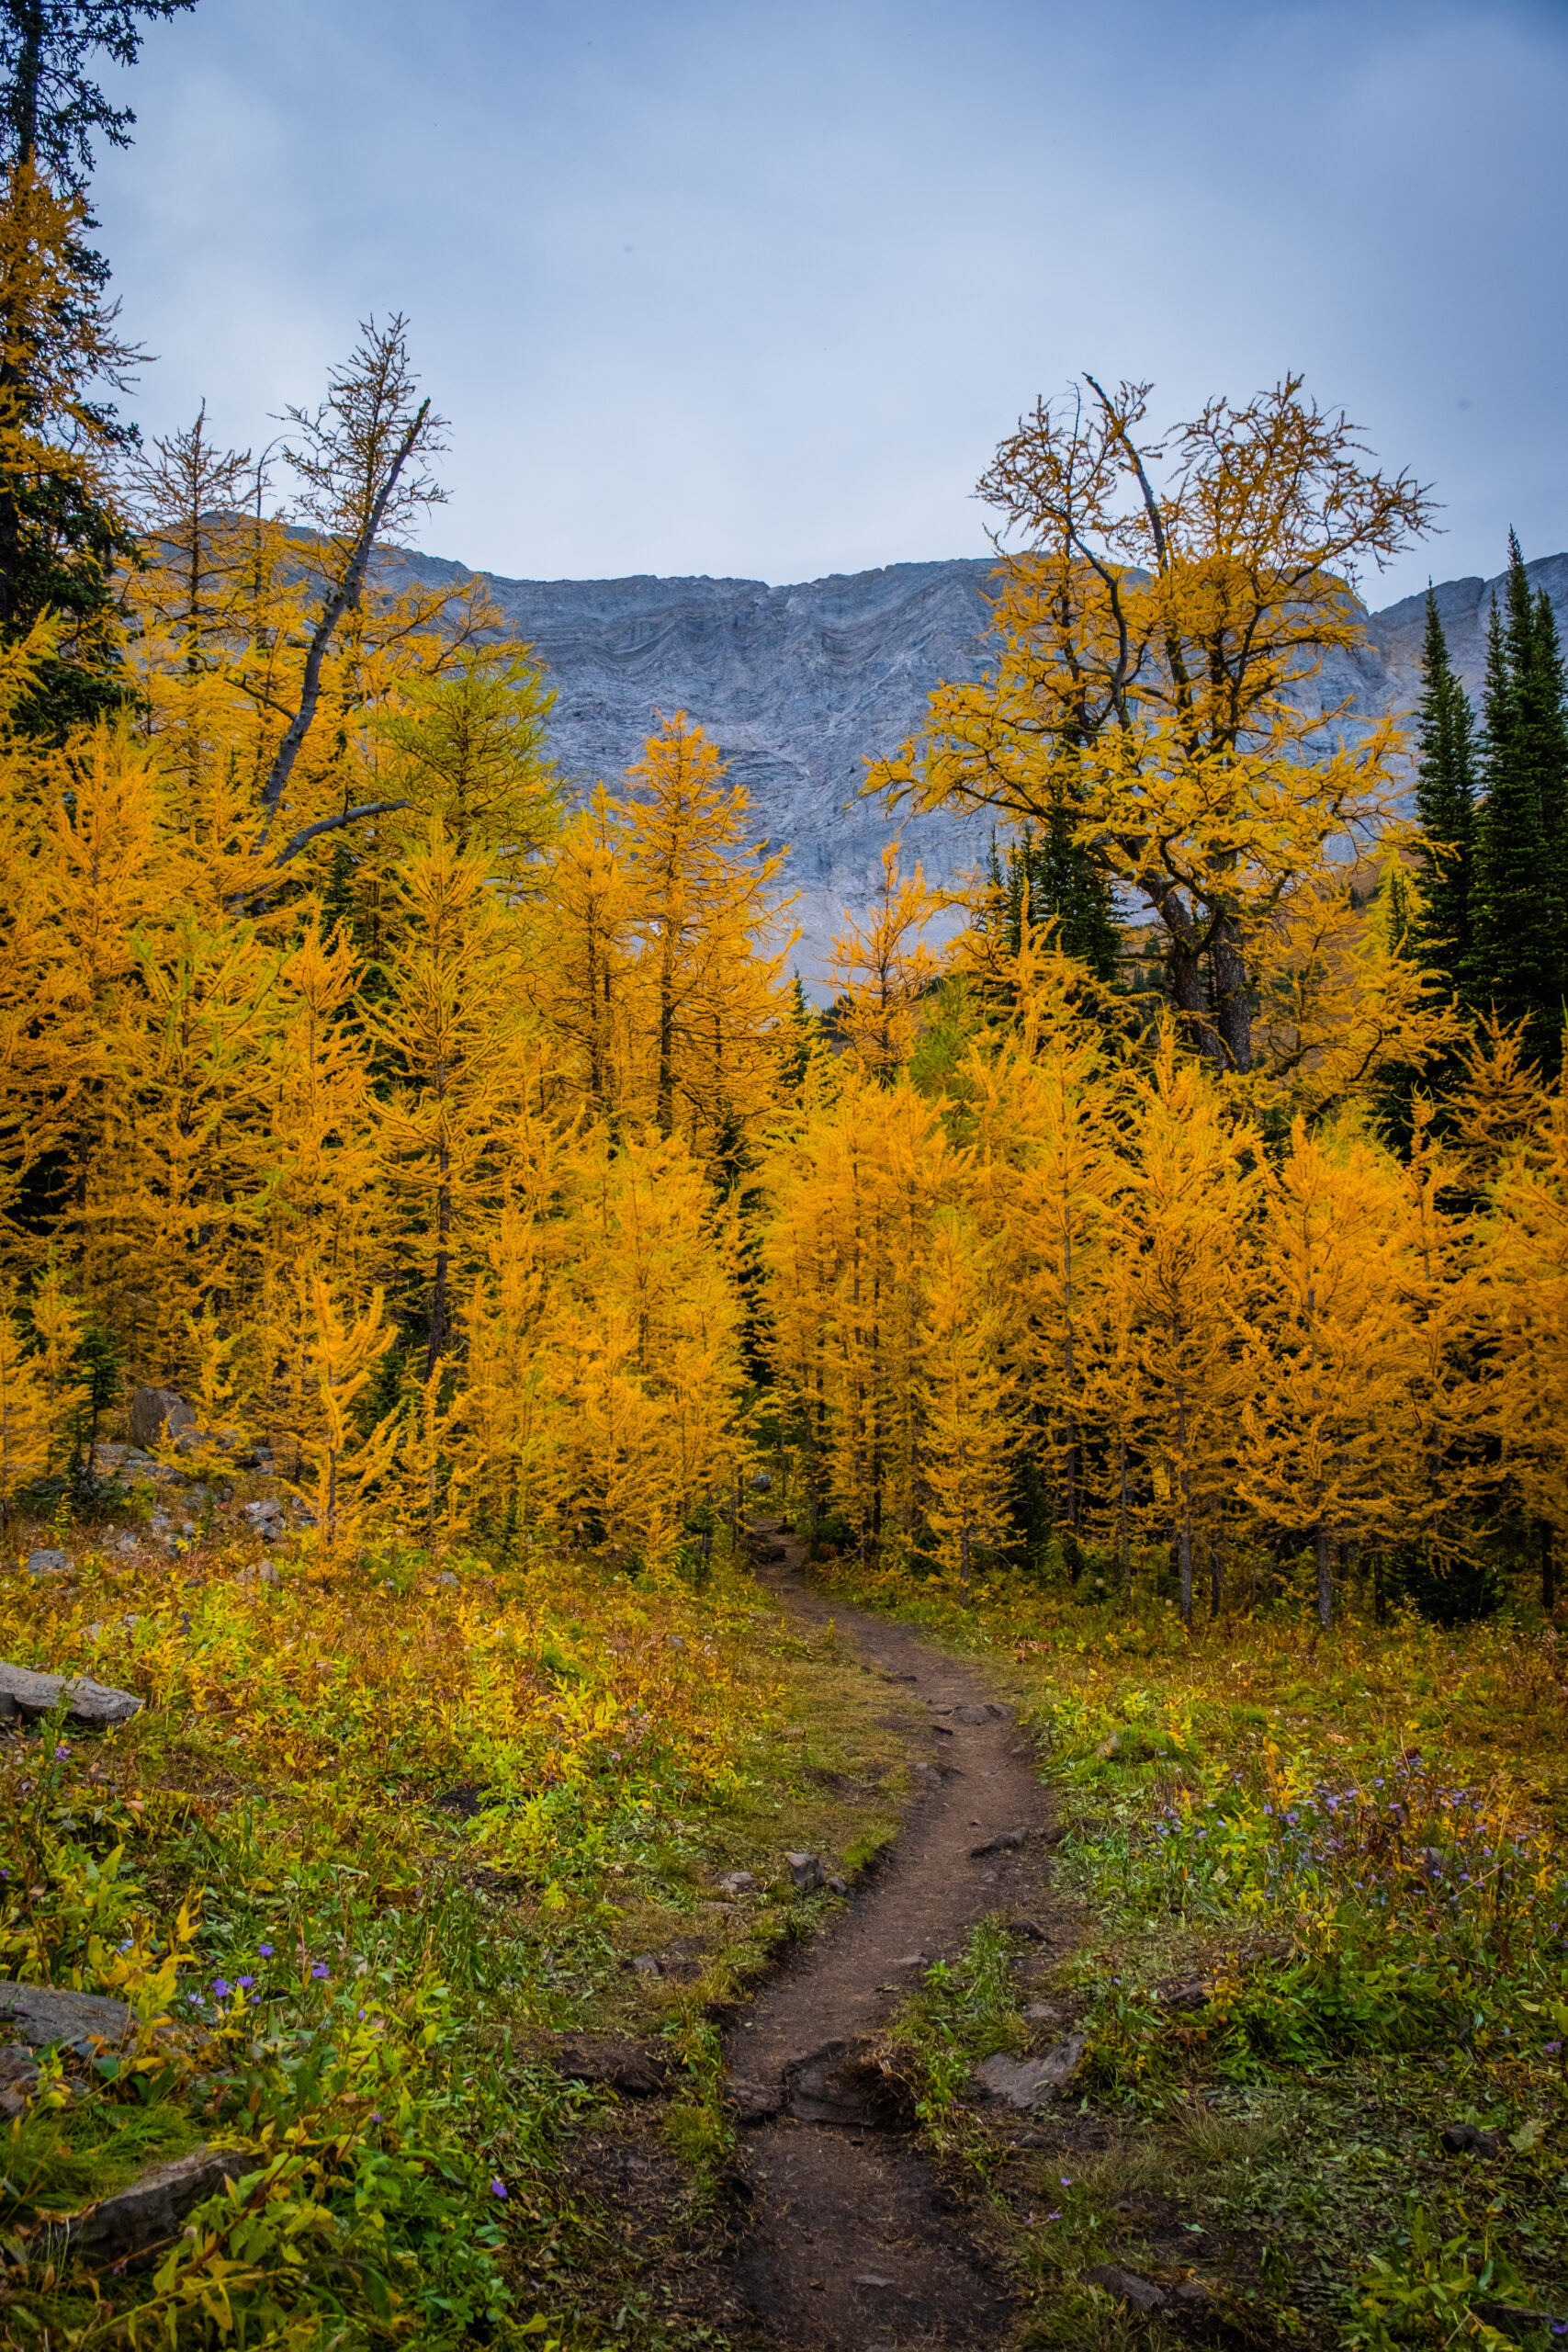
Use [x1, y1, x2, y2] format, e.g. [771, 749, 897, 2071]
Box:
[370, 2109, 382, 2121]
[1060, 2177, 1074, 2186]
[490, 2178, 508, 2199]
[1045, 2210, 1062, 2221]
[237, 1975, 254, 1991]
[311, 1962, 329, 1979]
[212, 1978, 231, 1998]
[55, 1743, 70, 1759]
[358, 2007, 367, 2018]
[257, 1942, 274, 1958]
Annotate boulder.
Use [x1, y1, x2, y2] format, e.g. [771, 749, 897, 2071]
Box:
[128, 1388, 194, 1451]
[27, 1549, 70, 1578]
[62, 2143, 251, 2262]
[785, 1851, 825, 1893]
[716, 1870, 756, 1895]
[975, 2036, 1087, 2109]
[0, 1981, 137, 2054]
[0, 1662, 141, 1728]
[19, 1657, 138, 1718]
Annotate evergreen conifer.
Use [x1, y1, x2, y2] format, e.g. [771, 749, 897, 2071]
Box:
[998, 808, 1121, 980]
[1409, 589, 1476, 1000]
[1469, 535, 1566, 1063]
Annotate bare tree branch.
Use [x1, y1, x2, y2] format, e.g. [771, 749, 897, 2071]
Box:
[269, 798, 412, 868]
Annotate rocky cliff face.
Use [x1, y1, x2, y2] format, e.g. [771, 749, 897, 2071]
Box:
[381, 545, 1568, 979]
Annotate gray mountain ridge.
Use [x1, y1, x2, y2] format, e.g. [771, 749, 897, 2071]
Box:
[378, 543, 1568, 981]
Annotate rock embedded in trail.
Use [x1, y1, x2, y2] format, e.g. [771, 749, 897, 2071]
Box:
[0, 1663, 141, 1728]
[725, 2076, 783, 2122]
[969, 1827, 1027, 1858]
[785, 1850, 826, 1892]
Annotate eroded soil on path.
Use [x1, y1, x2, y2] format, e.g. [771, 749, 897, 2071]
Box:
[708, 1531, 1075, 2351]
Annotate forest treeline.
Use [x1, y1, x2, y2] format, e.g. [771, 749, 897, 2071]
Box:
[0, 74, 1563, 1636]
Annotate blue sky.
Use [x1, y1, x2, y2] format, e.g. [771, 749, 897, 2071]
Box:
[92, 0, 1568, 603]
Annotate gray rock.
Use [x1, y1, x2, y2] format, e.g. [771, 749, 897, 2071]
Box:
[975, 2036, 1087, 2109]
[548, 2034, 673, 2096]
[630, 1953, 663, 1978]
[435, 1571, 459, 1589]
[242, 1498, 283, 1532]
[852, 2271, 897, 2289]
[970, 1827, 1026, 1858]
[1442, 2120, 1503, 2156]
[1088, 2264, 1167, 2313]
[785, 1851, 825, 1893]
[27, 1549, 70, 1578]
[0, 2044, 40, 2118]
[725, 2075, 782, 2122]
[827, 1874, 849, 1895]
[0, 1981, 137, 2053]
[954, 1704, 989, 1724]
[0, 1662, 141, 1728]
[716, 1870, 755, 1895]
[1022, 2003, 1063, 2025]
[62, 2143, 251, 2261]
[128, 1387, 194, 1451]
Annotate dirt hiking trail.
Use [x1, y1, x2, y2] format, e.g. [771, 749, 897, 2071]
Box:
[713, 1523, 1072, 2350]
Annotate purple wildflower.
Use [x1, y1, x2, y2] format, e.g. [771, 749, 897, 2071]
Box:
[490, 2178, 508, 2199]
[311, 1962, 329, 1979]
[237, 1975, 254, 1990]
[258, 1942, 274, 1957]
[212, 1978, 231, 1998]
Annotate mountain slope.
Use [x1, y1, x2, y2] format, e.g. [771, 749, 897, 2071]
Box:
[381, 545, 1568, 975]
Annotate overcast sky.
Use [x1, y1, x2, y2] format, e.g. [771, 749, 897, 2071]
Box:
[91, 0, 1568, 606]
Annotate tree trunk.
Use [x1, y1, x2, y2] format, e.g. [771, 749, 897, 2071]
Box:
[1209, 1536, 1222, 1620]
[1315, 1523, 1334, 1631]
[1209, 911, 1254, 1072]
[1116, 1435, 1131, 1611]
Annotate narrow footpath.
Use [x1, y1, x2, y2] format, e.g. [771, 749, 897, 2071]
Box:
[713, 1525, 1066, 2351]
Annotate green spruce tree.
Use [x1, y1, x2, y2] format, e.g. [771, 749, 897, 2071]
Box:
[1469, 535, 1566, 1065]
[1409, 588, 1476, 1001]
[1001, 807, 1121, 980]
